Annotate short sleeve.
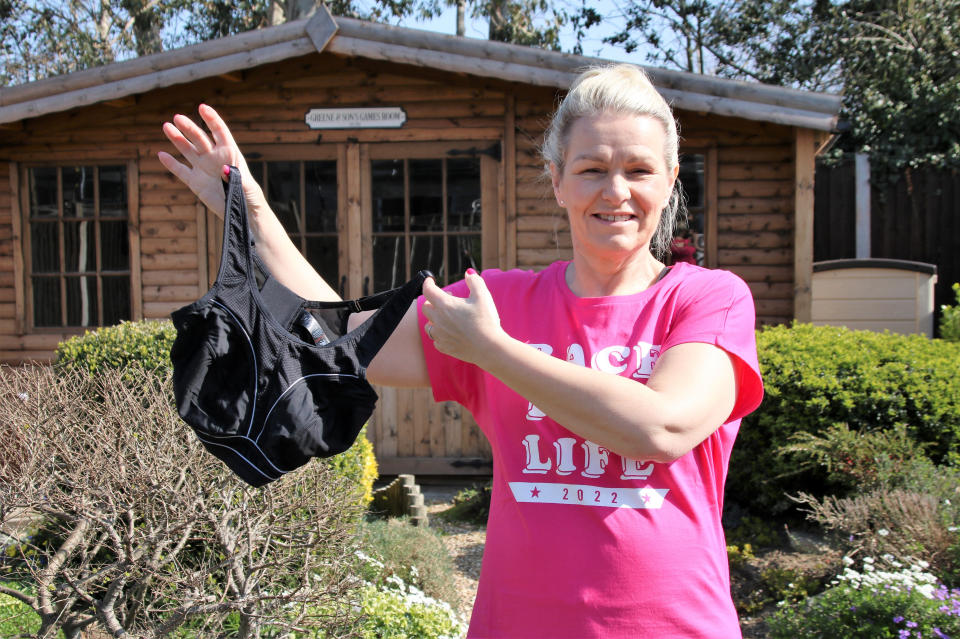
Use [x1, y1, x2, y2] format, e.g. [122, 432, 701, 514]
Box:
[661, 270, 764, 421]
[416, 279, 484, 409]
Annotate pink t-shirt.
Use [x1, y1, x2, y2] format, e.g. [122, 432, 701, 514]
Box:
[417, 261, 764, 638]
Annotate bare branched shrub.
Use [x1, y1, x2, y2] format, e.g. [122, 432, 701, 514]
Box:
[0, 365, 364, 639]
[793, 488, 957, 575]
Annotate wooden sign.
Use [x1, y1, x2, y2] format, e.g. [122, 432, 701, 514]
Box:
[304, 107, 407, 129]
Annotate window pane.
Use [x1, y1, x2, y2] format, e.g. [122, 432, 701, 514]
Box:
[31, 222, 60, 273]
[66, 276, 99, 326]
[249, 161, 264, 185]
[371, 160, 405, 233]
[62, 166, 95, 218]
[32, 277, 61, 327]
[372, 235, 404, 292]
[409, 159, 442, 232]
[305, 161, 338, 233]
[29, 168, 58, 218]
[100, 221, 129, 271]
[449, 234, 481, 280]
[99, 165, 127, 217]
[679, 155, 705, 209]
[63, 221, 97, 273]
[267, 161, 301, 234]
[305, 237, 338, 288]
[102, 275, 130, 326]
[409, 235, 444, 284]
[447, 158, 482, 231]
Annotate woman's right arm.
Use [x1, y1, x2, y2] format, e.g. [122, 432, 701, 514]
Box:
[158, 104, 338, 302]
[159, 104, 429, 387]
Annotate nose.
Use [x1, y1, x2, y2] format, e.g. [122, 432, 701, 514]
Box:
[602, 172, 631, 204]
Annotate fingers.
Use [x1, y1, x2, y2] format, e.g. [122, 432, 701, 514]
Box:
[199, 103, 238, 150]
[172, 113, 213, 155]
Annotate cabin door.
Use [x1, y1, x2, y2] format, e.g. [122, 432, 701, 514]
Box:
[361, 141, 499, 476]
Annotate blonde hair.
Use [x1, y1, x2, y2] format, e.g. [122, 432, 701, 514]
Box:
[542, 64, 686, 260]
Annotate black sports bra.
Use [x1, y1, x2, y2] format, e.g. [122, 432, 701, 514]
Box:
[170, 167, 428, 486]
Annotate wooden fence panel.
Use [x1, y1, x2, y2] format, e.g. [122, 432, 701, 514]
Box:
[814, 157, 960, 333]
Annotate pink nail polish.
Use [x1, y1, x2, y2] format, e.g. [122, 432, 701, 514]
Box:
[466, 268, 477, 276]
[222, 165, 230, 177]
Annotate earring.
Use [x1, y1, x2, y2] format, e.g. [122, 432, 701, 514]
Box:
[558, 199, 565, 206]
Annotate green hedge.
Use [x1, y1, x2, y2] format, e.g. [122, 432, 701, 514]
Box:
[728, 323, 960, 514]
[54, 320, 377, 503]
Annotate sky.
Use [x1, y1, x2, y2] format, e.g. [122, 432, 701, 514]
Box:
[393, 0, 643, 64]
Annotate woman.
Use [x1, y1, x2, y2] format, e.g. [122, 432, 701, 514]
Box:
[160, 64, 763, 638]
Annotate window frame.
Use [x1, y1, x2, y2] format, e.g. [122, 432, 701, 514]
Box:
[18, 160, 141, 333]
[677, 145, 718, 269]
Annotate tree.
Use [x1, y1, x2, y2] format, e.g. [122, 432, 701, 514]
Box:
[582, 0, 960, 172]
[0, 365, 364, 638]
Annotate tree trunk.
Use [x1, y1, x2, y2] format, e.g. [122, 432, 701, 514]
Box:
[457, 0, 466, 36]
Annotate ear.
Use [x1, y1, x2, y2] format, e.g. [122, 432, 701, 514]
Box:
[549, 162, 564, 206]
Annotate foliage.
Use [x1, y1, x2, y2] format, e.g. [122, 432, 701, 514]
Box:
[319, 581, 465, 639]
[54, 319, 177, 377]
[0, 582, 43, 637]
[359, 518, 460, 608]
[579, 0, 960, 174]
[0, 364, 364, 639]
[940, 283, 960, 342]
[727, 323, 960, 514]
[780, 422, 932, 493]
[439, 482, 492, 525]
[769, 555, 960, 638]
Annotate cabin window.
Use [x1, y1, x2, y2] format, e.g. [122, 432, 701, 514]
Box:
[25, 165, 131, 328]
[370, 156, 482, 290]
[675, 153, 707, 266]
[249, 160, 340, 287]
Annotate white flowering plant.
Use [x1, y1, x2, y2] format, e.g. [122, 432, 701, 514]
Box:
[769, 554, 960, 638]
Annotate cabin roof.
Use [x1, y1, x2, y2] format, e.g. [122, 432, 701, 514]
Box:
[0, 7, 842, 131]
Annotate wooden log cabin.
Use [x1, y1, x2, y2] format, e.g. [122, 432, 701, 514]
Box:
[0, 9, 841, 475]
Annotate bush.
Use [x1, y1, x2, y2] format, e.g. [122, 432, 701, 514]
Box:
[728, 323, 960, 514]
[52, 319, 378, 507]
[0, 365, 364, 638]
[941, 282, 960, 341]
[439, 482, 492, 525]
[53, 319, 176, 375]
[769, 555, 960, 638]
[359, 518, 459, 608]
[319, 582, 465, 639]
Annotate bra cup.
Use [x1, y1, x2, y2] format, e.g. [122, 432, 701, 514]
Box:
[262, 375, 377, 467]
[171, 304, 254, 437]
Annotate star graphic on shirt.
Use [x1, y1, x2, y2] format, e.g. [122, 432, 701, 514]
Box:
[530, 486, 541, 498]
[639, 492, 651, 504]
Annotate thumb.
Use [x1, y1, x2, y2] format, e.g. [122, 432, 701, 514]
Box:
[463, 268, 492, 305]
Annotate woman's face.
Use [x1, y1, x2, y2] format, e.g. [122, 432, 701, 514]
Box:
[551, 112, 678, 262]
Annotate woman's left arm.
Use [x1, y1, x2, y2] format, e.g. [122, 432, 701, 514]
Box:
[421, 271, 738, 463]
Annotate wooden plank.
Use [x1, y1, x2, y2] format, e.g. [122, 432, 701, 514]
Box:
[376, 456, 493, 476]
[517, 216, 568, 232]
[9, 162, 23, 334]
[142, 300, 182, 318]
[504, 94, 517, 270]
[718, 180, 793, 199]
[142, 285, 201, 302]
[0, 333, 69, 350]
[141, 253, 198, 270]
[718, 163, 794, 181]
[0, 350, 55, 364]
[139, 204, 199, 221]
[717, 213, 792, 233]
[413, 388, 431, 457]
[140, 219, 194, 238]
[517, 231, 571, 250]
[481, 154, 500, 270]
[396, 388, 416, 457]
[375, 385, 399, 459]
[718, 197, 794, 215]
[794, 128, 815, 322]
[128, 159, 143, 320]
[345, 142, 362, 298]
[726, 265, 794, 283]
[442, 400, 462, 457]
[141, 237, 197, 254]
[706, 147, 718, 268]
[141, 270, 198, 286]
[717, 248, 792, 266]
[719, 231, 791, 250]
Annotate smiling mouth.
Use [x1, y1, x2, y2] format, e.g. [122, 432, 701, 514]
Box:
[594, 213, 636, 222]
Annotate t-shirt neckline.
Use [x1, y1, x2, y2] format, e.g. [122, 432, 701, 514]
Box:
[556, 260, 686, 306]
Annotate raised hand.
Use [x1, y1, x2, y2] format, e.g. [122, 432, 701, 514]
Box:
[158, 104, 261, 217]
[421, 269, 505, 368]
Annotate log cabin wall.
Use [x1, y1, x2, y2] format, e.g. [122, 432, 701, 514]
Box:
[0, 51, 799, 474]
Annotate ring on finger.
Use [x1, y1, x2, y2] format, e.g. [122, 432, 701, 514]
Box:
[426, 324, 434, 340]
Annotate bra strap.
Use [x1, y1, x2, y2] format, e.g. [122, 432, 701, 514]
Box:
[210, 166, 254, 288]
[350, 270, 431, 370]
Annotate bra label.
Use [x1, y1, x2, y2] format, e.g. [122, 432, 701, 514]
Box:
[299, 310, 331, 345]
